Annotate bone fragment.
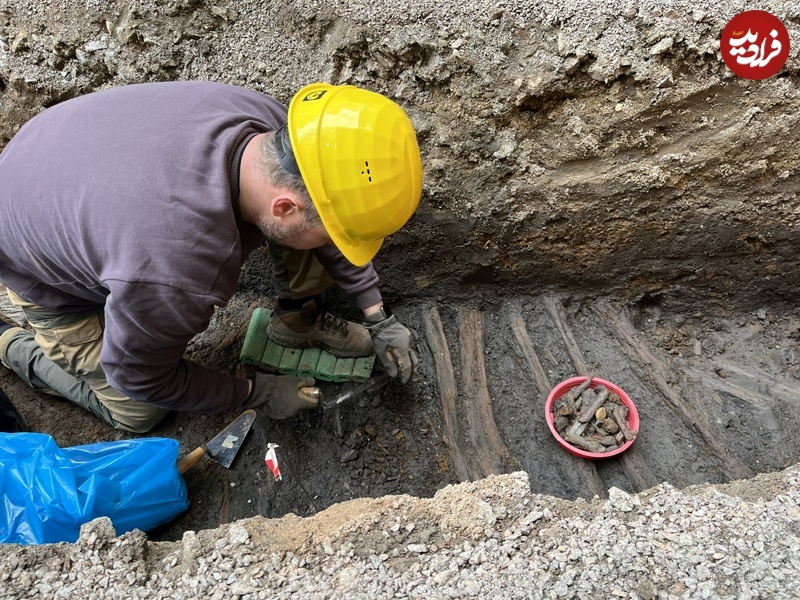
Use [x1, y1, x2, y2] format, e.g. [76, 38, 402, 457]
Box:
[560, 374, 594, 408]
[554, 415, 570, 434]
[597, 418, 620, 434]
[594, 434, 618, 447]
[553, 395, 575, 418]
[564, 431, 608, 453]
[611, 405, 636, 441]
[577, 386, 609, 423]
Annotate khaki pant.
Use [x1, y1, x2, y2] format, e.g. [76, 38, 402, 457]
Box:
[269, 242, 334, 299]
[1, 289, 169, 433]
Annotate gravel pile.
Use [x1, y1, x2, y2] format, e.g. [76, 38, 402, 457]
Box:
[2, 466, 799, 599]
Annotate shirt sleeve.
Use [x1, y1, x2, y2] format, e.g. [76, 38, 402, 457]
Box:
[100, 280, 250, 413]
[313, 244, 383, 309]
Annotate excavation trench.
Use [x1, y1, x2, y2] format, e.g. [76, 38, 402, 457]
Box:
[4, 240, 800, 543]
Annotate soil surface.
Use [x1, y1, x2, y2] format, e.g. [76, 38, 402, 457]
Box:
[4, 274, 800, 542]
[2, 0, 800, 550]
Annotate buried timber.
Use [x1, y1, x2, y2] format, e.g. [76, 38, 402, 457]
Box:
[4, 247, 800, 542]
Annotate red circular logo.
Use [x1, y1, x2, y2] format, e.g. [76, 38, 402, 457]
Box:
[721, 10, 790, 80]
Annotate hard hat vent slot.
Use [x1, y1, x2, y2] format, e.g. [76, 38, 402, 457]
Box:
[361, 161, 372, 183]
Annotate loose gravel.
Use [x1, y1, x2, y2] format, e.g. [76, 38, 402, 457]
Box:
[2, 467, 799, 599]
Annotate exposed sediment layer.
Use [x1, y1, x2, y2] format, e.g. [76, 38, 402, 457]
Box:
[1, 0, 798, 307]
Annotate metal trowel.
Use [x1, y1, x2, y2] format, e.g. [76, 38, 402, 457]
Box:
[317, 373, 393, 438]
[321, 373, 393, 410]
[177, 409, 256, 474]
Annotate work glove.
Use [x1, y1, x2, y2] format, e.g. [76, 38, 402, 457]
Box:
[242, 372, 319, 419]
[365, 315, 419, 384]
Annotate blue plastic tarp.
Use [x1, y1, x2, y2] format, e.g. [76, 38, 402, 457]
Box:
[0, 432, 190, 545]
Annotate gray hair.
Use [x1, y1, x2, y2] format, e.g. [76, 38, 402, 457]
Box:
[257, 131, 322, 227]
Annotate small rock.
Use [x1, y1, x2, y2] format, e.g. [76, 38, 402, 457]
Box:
[341, 449, 358, 463]
[85, 39, 108, 52]
[78, 517, 117, 548]
[228, 523, 250, 545]
[10, 30, 30, 53]
[649, 37, 674, 56]
[668, 582, 688, 595]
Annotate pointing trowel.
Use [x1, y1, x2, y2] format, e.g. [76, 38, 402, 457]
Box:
[177, 409, 256, 474]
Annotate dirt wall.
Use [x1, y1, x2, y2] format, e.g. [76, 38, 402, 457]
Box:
[2, 0, 799, 312]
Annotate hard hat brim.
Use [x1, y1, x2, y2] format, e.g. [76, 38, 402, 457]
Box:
[337, 236, 384, 268]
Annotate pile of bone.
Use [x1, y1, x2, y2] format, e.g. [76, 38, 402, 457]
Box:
[552, 376, 637, 454]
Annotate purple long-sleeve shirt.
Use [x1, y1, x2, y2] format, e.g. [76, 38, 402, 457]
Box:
[0, 81, 380, 413]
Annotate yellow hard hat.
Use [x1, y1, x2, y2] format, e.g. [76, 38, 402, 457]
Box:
[286, 83, 422, 267]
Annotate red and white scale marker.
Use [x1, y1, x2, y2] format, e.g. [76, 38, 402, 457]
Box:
[265, 443, 282, 481]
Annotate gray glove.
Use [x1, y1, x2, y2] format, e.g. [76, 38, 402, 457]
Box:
[365, 315, 419, 384]
[242, 372, 318, 419]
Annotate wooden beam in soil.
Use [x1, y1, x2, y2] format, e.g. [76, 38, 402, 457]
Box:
[514, 302, 608, 499]
[506, 308, 547, 492]
[592, 299, 754, 481]
[509, 311, 553, 399]
[458, 308, 516, 477]
[682, 364, 783, 412]
[543, 296, 591, 376]
[680, 364, 786, 467]
[218, 471, 232, 525]
[543, 296, 660, 494]
[421, 306, 473, 482]
[710, 359, 800, 405]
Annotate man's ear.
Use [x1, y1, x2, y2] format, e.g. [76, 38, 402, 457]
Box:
[270, 195, 300, 219]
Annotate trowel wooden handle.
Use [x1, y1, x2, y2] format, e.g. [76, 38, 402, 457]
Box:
[177, 447, 207, 474]
[299, 386, 322, 405]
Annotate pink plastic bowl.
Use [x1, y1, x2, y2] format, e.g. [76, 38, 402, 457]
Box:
[545, 376, 639, 459]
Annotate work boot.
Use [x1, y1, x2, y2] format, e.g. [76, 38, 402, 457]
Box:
[267, 299, 374, 358]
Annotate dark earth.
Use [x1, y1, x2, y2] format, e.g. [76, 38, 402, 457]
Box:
[4, 243, 800, 542]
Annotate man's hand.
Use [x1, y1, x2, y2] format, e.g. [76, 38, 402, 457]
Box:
[242, 372, 318, 418]
[364, 315, 419, 383]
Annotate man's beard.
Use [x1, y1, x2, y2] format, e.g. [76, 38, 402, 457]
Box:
[257, 215, 311, 247]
